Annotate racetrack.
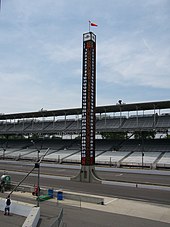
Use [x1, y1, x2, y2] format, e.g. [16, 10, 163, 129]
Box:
[1, 160, 170, 206]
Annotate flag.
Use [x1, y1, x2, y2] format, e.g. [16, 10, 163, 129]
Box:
[89, 21, 98, 32]
[90, 22, 98, 27]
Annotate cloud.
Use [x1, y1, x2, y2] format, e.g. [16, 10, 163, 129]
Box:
[0, 0, 169, 113]
[97, 34, 170, 89]
[142, 39, 153, 53]
[40, 41, 81, 64]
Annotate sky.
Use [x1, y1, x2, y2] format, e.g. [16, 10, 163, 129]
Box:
[0, 0, 170, 114]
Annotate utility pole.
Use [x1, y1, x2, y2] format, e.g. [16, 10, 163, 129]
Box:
[31, 140, 49, 207]
[34, 145, 50, 207]
[141, 132, 144, 169]
[9, 141, 49, 207]
[35, 150, 40, 207]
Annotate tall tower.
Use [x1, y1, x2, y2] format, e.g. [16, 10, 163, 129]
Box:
[81, 32, 96, 167]
[72, 32, 100, 183]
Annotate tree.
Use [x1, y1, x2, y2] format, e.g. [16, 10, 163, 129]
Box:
[100, 132, 127, 140]
[134, 131, 156, 139]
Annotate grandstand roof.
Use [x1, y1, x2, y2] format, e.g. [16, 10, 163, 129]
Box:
[0, 100, 170, 120]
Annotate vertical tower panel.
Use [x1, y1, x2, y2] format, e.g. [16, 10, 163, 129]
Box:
[81, 32, 96, 166]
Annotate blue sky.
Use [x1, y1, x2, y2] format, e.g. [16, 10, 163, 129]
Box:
[0, 0, 169, 114]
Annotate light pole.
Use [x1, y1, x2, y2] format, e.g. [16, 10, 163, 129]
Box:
[141, 132, 144, 169]
[9, 146, 50, 207]
[142, 150, 144, 169]
[35, 147, 50, 207]
[138, 143, 144, 169]
[35, 150, 40, 207]
[31, 140, 40, 207]
[139, 135, 144, 169]
[1, 142, 7, 159]
[2, 147, 6, 160]
[118, 100, 122, 126]
[31, 140, 50, 207]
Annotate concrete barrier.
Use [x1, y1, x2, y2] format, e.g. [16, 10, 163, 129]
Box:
[0, 197, 40, 227]
[11, 184, 105, 205]
[22, 207, 40, 227]
[38, 188, 104, 204]
[0, 197, 33, 216]
[58, 190, 104, 204]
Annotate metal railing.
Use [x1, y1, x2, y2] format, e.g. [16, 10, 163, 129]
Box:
[51, 208, 64, 227]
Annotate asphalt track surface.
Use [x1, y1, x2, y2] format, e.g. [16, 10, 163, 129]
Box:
[1, 161, 170, 186]
[1, 161, 170, 226]
[0, 161, 170, 205]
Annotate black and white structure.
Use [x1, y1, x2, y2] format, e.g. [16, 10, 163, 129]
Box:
[72, 31, 100, 182]
[81, 32, 96, 166]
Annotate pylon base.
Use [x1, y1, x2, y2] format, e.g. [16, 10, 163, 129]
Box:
[71, 165, 101, 183]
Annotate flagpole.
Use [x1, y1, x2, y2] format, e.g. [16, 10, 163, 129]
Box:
[89, 21, 91, 32]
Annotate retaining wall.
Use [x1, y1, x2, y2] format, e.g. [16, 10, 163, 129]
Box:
[0, 197, 40, 227]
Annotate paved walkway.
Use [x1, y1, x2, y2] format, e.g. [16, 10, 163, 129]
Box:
[10, 191, 170, 226]
[1, 190, 170, 227]
[0, 211, 25, 227]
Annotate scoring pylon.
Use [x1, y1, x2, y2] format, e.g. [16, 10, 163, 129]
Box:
[72, 32, 101, 183]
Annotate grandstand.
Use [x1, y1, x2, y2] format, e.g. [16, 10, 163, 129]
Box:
[0, 100, 170, 169]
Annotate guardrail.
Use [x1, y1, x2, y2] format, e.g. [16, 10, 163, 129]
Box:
[51, 208, 63, 227]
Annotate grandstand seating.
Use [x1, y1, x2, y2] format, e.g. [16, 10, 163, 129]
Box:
[64, 151, 81, 163]
[0, 138, 170, 168]
[0, 107, 170, 169]
[95, 151, 130, 165]
[122, 152, 161, 166]
[121, 115, 155, 130]
[0, 114, 170, 134]
[156, 114, 170, 128]
[157, 152, 170, 168]
[65, 120, 81, 133]
[96, 117, 125, 131]
[1, 114, 170, 134]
